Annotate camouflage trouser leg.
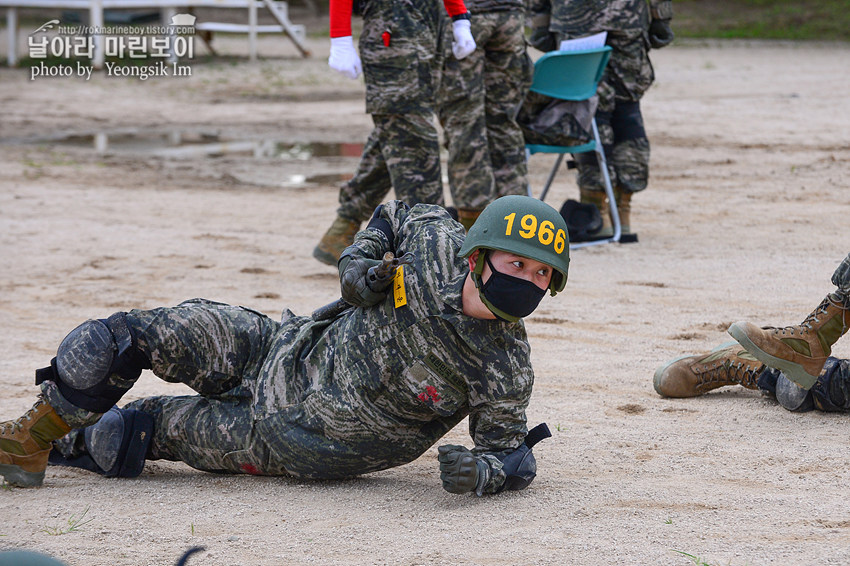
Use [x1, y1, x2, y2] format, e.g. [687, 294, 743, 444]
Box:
[575, 90, 650, 194]
[575, 36, 653, 194]
[121, 299, 279, 474]
[372, 112, 444, 207]
[337, 128, 393, 223]
[482, 12, 532, 199]
[438, 11, 531, 210]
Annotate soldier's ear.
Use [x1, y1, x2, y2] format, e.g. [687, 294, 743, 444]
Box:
[467, 249, 480, 271]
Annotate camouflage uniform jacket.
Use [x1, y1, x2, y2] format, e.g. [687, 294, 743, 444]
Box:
[465, 0, 523, 14]
[530, 0, 673, 40]
[528, 0, 671, 100]
[253, 202, 533, 492]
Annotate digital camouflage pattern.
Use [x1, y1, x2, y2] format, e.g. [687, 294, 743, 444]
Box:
[833, 253, 850, 292]
[337, 114, 443, 223]
[335, 0, 447, 220]
[437, 10, 532, 211]
[46, 203, 534, 493]
[336, 128, 391, 223]
[464, 0, 522, 13]
[359, 0, 443, 115]
[528, 0, 672, 194]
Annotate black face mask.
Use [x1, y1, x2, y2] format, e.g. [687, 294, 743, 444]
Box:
[480, 255, 547, 322]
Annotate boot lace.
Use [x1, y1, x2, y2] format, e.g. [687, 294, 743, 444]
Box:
[0, 398, 45, 435]
[769, 296, 835, 336]
[696, 357, 761, 389]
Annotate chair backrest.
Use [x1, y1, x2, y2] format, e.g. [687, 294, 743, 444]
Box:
[529, 46, 612, 101]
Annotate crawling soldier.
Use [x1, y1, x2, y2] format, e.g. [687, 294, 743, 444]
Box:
[0, 195, 570, 495]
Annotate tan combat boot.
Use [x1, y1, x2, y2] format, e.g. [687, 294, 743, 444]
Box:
[0, 397, 71, 487]
[456, 208, 482, 232]
[312, 215, 360, 266]
[579, 189, 613, 238]
[728, 292, 850, 390]
[653, 342, 764, 398]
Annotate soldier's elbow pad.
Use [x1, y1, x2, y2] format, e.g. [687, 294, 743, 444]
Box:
[499, 445, 538, 491]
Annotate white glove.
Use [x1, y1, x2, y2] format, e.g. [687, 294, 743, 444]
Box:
[328, 36, 362, 80]
[451, 19, 476, 60]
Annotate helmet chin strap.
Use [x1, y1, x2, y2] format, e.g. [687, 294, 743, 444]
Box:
[471, 250, 521, 323]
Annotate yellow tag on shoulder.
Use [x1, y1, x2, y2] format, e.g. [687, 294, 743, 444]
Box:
[393, 264, 407, 308]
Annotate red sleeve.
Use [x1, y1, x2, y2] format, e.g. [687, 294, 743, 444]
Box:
[329, 0, 353, 38]
[442, 0, 468, 18]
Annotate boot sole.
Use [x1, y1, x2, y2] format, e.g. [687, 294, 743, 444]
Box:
[652, 341, 737, 396]
[0, 463, 45, 488]
[727, 323, 818, 390]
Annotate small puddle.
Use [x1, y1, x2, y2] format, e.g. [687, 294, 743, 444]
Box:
[280, 173, 353, 187]
[10, 128, 364, 187]
[12, 129, 364, 160]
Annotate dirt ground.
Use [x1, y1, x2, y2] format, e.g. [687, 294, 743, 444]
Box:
[1, 21, 850, 566]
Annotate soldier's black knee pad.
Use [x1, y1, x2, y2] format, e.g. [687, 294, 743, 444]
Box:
[35, 313, 150, 413]
[776, 374, 814, 412]
[611, 101, 646, 143]
[49, 406, 154, 478]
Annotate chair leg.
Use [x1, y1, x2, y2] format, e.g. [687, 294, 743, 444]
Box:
[590, 118, 620, 242]
[539, 154, 565, 202]
[569, 119, 621, 249]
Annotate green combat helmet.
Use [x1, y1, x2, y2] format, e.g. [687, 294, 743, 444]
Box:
[458, 195, 570, 321]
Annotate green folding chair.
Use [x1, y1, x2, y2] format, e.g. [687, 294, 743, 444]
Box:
[525, 46, 620, 248]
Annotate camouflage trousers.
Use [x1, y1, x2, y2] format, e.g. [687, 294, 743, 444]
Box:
[575, 37, 653, 195]
[334, 0, 446, 222]
[337, 113, 444, 223]
[44, 299, 282, 475]
[437, 10, 532, 211]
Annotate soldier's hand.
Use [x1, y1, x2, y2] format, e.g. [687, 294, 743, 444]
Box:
[451, 19, 476, 60]
[833, 253, 850, 293]
[438, 445, 489, 494]
[328, 36, 362, 79]
[649, 19, 674, 49]
[339, 256, 387, 307]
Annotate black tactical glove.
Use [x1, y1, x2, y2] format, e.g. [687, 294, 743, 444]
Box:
[339, 255, 387, 307]
[437, 445, 490, 495]
[529, 26, 558, 52]
[649, 19, 674, 49]
[832, 253, 850, 293]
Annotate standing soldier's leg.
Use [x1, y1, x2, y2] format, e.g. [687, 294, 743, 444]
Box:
[438, 15, 493, 230]
[604, 37, 654, 236]
[575, 80, 616, 238]
[314, 129, 392, 266]
[575, 37, 653, 240]
[609, 98, 650, 235]
[358, 0, 443, 209]
[375, 112, 444, 208]
[483, 11, 533, 199]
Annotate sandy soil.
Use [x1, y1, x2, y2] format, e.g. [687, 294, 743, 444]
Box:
[1, 22, 850, 566]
